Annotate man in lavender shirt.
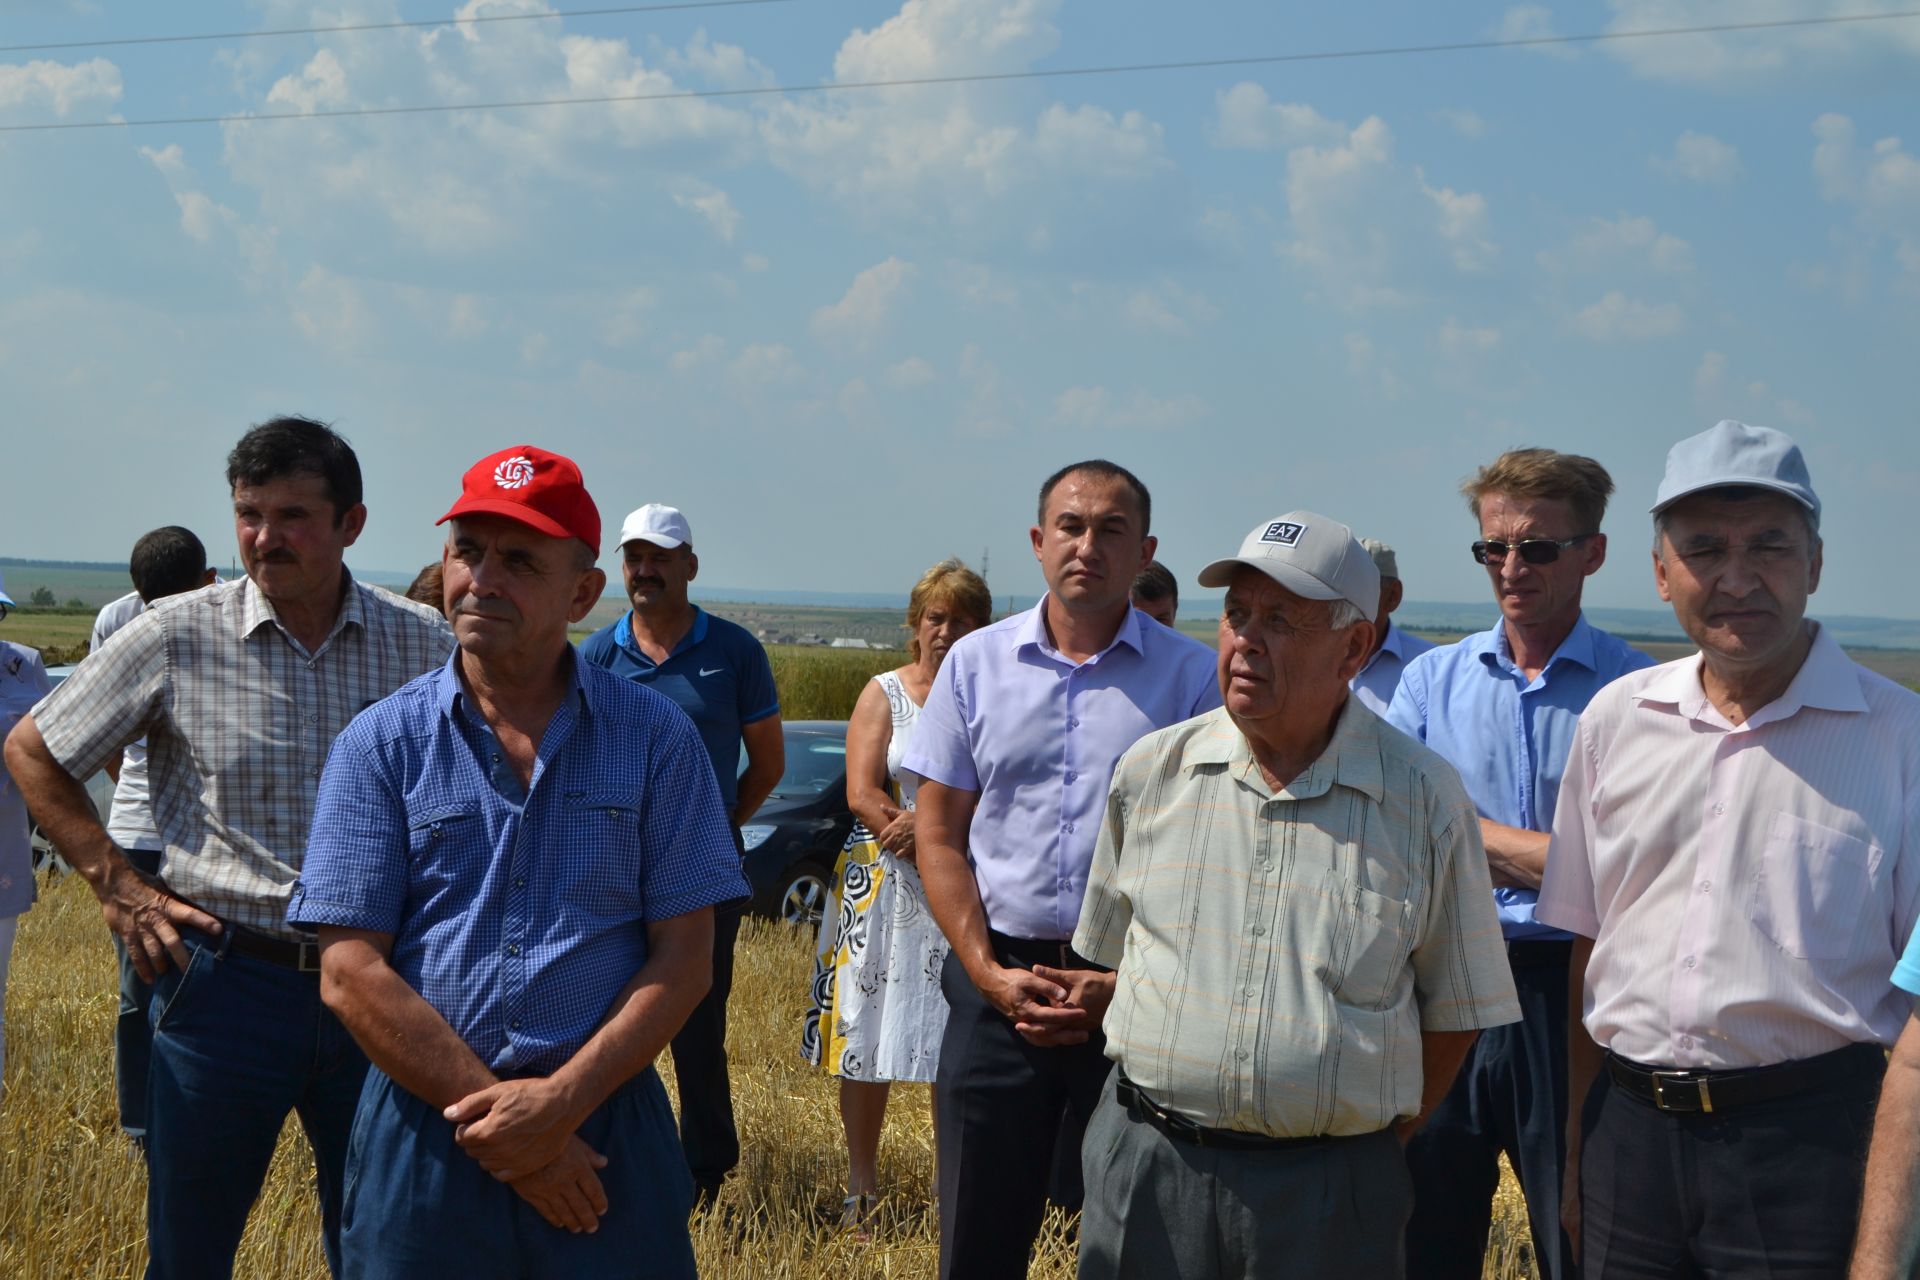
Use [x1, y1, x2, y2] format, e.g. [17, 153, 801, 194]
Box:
[906, 460, 1220, 1280]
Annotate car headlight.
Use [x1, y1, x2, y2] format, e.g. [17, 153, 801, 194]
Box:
[740, 824, 776, 851]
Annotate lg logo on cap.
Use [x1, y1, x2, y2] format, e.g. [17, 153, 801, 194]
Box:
[494, 456, 535, 490]
[1260, 521, 1305, 546]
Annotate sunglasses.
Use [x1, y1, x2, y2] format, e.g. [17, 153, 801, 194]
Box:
[1470, 533, 1595, 566]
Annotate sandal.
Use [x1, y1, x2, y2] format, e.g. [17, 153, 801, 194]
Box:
[840, 1191, 878, 1242]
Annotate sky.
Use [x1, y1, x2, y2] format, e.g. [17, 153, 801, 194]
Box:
[1, 0, 1917, 617]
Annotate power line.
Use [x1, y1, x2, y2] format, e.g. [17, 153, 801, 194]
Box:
[5, 8, 1917, 135]
[0, 0, 795, 55]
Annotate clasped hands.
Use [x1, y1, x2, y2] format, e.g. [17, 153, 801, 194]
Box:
[985, 962, 1114, 1047]
[443, 1077, 608, 1235]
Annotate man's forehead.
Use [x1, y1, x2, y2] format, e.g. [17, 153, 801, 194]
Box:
[1224, 568, 1318, 611]
[1045, 472, 1140, 522]
[1477, 491, 1577, 531]
[1663, 493, 1807, 539]
[232, 471, 331, 504]
[450, 513, 567, 552]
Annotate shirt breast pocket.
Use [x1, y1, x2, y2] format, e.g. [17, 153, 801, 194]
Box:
[1750, 811, 1881, 961]
[406, 808, 483, 893]
[1326, 874, 1414, 1012]
[557, 791, 645, 919]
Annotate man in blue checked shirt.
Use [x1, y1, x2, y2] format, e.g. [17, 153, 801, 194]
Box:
[1386, 448, 1653, 1280]
[289, 445, 745, 1278]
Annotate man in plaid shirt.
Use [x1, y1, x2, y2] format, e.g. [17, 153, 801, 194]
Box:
[289, 446, 745, 1278]
[6, 417, 452, 1279]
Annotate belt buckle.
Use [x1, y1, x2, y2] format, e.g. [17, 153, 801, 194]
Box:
[297, 940, 323, 973]
[1651, 1069, 1712, 1114]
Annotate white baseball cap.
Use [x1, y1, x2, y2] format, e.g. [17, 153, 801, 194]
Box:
[0, 569, 13, 608]
[617, 504, 692, 550]
[1198, 511, 1380, 617]
[1651, 420, 1820, 524]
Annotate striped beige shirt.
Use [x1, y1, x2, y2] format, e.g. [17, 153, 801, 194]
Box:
[34, 575, 452, 939]
[1073, 702, 1519, 1138]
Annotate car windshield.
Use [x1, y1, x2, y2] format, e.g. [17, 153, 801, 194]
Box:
[748, 730, 847, 800]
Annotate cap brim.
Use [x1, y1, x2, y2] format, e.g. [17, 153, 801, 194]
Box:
[618, 533, 686, 550]
[438, 497, 576, 542]
[1196, 556, 1341, 599]
[1649, 478, 1819, 515]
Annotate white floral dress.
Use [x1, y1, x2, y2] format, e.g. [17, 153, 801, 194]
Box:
[800, 671, 949, 1082]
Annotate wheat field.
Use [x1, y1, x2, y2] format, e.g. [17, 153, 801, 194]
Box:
[1, 872, 1537, 1278]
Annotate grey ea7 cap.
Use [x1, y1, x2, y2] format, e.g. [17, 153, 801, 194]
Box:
[1359, 537, 1399, 581]
[1651, 420, 1820, 524]
[1198, 512, 1381, 618]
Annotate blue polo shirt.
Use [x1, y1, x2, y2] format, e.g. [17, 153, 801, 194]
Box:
[579, 608, 778, 813]
[1385, 615, 1654, 940]
[288, 651, 747, 1076]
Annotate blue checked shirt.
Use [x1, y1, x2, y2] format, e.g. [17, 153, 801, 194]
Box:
[1385, 615, 1654, 940]
[288, 651, 747, 1076]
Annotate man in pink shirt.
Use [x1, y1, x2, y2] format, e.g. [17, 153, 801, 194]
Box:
[1538, 420, 1920, 1277]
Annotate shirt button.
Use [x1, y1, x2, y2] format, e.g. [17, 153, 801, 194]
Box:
[513, 878, 526, 889]
[1679, 1035, 1695, 1050]
[1062, 823, 1075, 834]
[1065, 771, 1077, 783]
[505, 943, 520, 956]
[1713, 802, 1726, 816]
[1251, 925, 1267, 937]
[1682, 956, 1696, 969]
[1067, 718, 1079, 729]
[1699, 880, 1711, 894]
[1243, 986, 1257, 998]
[510, 1019, 522, 1031]
[1234, 1049, 1250, 1062]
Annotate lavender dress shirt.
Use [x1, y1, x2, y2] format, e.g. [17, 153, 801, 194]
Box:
[901, 600, 1221, 942]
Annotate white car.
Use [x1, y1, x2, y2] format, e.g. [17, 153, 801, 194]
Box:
[26, 664, 117, 876]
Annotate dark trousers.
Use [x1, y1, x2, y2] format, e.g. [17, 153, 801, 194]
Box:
[145, 929, 367, 1280]
[669, 897, 742, 1198]
[1405, 941, 1575, 1280]
[114, 845, 163, 1145]
[1579, 1044, 1885, 1277]
[935, 942, 1112, 1280]
[1080, 1073, 1411, 1280]
[340, 1066, 697, 1280]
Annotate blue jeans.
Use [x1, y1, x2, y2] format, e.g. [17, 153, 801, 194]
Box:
[115, 845, 163, 1145]
[145, 929, 367, 1280]
[341, 1066, 698, 1280]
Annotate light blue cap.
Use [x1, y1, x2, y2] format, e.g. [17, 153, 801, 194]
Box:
[0, 569, 13, 608]
[1651, 420, 1820, 524]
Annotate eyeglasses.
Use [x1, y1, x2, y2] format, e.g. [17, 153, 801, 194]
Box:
[1470, 534, 1595, 566]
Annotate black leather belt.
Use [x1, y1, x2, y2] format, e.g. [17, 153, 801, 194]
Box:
[1606, 1041, 1885, 1115]
[989, 930, 1094, 971]
[1116, 1073, 1346, 1152]
[219, 925, 324, 976]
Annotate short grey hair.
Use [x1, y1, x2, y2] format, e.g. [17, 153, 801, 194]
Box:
[1326, 598, 1368, 630]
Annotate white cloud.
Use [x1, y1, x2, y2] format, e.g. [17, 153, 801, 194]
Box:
[1277, 114, 1497, 308]
[292, 265, 369, 351]
[670, 333, 727, 372]
[449, 294, 489, 339]
[658, 28, 774, 89]
[139, 144, 251, 253]
[1343, 333, 1402, 398]
[885, 355, 936, 388]
[1693, 350, 1819, 426]
[728, 342, 801, 384]
[1654, 131, 1742, 185]
[1438, 318, 1502, 355]
[741, 253, 770, 272]
[1811, 113, 1920, 281]
[810, 258, 916, 351]
[1495, 6, 1578, 56]
[761, 0, 1167, 228]
[1120, 282, 1218, 334]
[1050, 386, 1208, 431]
[1602, 0, 1920, 87]
[1571, 213, 1695, 273]
[601, 288, 657, 347]
[1571, 291, 1684, 341]
[672, 182, 741, 243]
[0, 57, 122, 117]
[265, 49, 349, 114]
[1693, 350, 1727, 401]
[1212, 84, 1346, 151]
[1435, 107, 1488, 139]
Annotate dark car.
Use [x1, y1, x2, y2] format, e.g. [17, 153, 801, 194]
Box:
[740, 720, 854, 928]
[27, 664, 117, 875]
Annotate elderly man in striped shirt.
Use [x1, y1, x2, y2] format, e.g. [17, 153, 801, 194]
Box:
[1060, 512, 1520, 1280]
[1539, 421, 1920, 1277]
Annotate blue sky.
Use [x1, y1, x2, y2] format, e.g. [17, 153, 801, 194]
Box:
[2, 0, 1916, 616]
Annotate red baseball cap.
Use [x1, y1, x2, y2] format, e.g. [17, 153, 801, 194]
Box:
[437, 446, 601, 549]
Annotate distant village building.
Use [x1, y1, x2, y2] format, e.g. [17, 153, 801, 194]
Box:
[829, 637, 874, 650]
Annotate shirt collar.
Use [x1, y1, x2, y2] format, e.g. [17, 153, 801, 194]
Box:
[239, 571, 365, 646]
[1359, 621, 1410, 675]
[437, 644, 596, 724]
[1633, 621, 1866, 725]
[1474, 612, 1598, 676]
[1012, 594, 1145, 663]
[616, 606, 708, 664]
[1184, 699, 1387, 804]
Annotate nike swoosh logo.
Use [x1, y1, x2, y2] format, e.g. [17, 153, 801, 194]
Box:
[699, 667, 724, 677]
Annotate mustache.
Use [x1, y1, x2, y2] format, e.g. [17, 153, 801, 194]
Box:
[449, 597, 517, 621]
[255, 550, 298, 564]
[630, 577, 665, 590]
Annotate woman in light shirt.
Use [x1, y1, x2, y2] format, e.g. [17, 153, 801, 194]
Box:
[802, 558, 991, 1234]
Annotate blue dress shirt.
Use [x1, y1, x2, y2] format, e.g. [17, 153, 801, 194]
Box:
[1350, 621, 1438, 717]
[289, 652, 747, 1076]
[1385, 615, 1654, 940]
[578, 608, 779, 813]
[901, 598, 1221, 942]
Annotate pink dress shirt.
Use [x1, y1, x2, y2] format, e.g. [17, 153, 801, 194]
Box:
[1537, 623, 1920, 1069]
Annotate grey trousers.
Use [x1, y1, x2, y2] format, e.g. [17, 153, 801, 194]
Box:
[1078, 1074, 1412, 1280]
